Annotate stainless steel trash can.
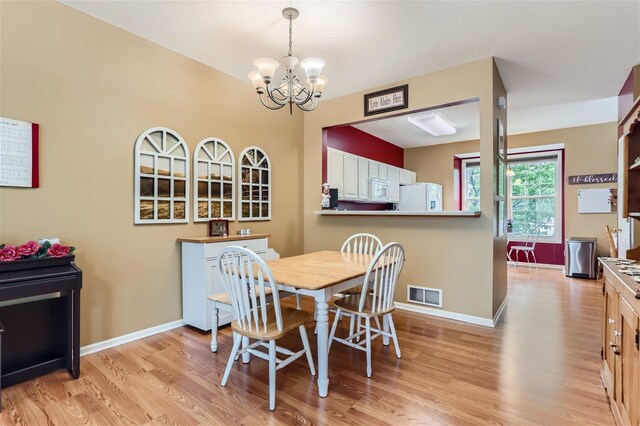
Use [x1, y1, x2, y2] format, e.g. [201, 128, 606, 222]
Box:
[565, 237, 598, 279]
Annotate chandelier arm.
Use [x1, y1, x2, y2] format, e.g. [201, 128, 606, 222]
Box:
[296, 97, 319, 112]
[259, 93, 286, 110]
[264, 82, 288, 107]
[293, 84, 315, 106]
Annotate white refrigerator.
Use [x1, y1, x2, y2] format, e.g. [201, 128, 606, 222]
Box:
[397, 183, 443, 211]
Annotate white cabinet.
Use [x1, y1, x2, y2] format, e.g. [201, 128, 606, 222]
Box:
[379, 163, 388, 181]
[180, 236, 269, 330]
[369, 161, 379, 179]
[327, 147, 344, 198]
[358, 157, 369, 200]
[388, 167, 400, 203]
[343, 153, 359, 200]
[400, 169, 417, 185]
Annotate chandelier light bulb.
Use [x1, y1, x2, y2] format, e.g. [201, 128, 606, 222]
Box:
[254, 58, 280, 83]
[310, 75, 328, 97]
[248, 71, 266, 93]
[300, 58, 325, 83]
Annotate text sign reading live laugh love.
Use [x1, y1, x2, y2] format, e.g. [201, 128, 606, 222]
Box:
[364, 84, 409, 116]
[568, 173, 617, 185]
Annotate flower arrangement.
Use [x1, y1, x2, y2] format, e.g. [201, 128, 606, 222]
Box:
[506, 218, 513, 233]
[0, 240, 75, 262]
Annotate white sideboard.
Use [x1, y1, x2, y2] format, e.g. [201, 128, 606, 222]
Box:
[177, 234, 274, 331]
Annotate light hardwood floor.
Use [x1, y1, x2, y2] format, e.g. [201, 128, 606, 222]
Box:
[0, 267, 614, 425]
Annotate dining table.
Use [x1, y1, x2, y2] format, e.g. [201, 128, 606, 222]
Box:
[263, 250, 375, 397]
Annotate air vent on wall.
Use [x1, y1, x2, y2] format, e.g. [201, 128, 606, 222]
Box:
[408, 285, 442, 307]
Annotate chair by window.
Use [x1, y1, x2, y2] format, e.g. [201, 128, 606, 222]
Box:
[218, 246, 315, 411]
[508, 227, 540, 271]
[604, 224, 618, 258]
[328, 242, 405, 378]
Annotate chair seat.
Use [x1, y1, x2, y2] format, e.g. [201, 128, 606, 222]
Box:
[231, 307, 311, 340]
[510, 245, 534, 251]
[208, 286, 273, 306]
[333, 294, 395, 318]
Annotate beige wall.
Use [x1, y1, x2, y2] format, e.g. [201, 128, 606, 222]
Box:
[304, 58, 505, 320]
[405, 122, 619, 256]
[0, 2, 304, 345]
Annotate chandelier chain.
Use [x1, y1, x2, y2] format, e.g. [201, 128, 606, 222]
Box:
[288, 16, 293, 57]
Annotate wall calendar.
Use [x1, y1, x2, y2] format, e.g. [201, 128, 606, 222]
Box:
[0, 117, 39, 188]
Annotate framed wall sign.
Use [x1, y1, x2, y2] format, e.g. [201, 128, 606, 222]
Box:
[364, 84, 408, 116]
[0, 117, 39, 188]
[208, 219, 229, 237]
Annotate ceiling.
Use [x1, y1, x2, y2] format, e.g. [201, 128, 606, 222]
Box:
[353, 102, 480, 148]
[62, 1, 639, 132]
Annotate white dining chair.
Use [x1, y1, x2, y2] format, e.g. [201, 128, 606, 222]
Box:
[328, 242, 405, 378]
[218, 246, 315, 411]
[333, 233, 383, 339]
[508, 227, 540, 271]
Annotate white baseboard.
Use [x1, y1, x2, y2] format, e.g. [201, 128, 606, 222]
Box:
[80, 319, 184, 357]
[492, 296, 509, 325]
[395, 302, 495, 327]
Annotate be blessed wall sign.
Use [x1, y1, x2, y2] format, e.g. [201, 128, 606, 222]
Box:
[568, 173, 617, 185]
[364, 84, 408, 116]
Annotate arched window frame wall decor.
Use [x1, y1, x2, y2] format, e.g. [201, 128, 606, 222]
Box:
[193, 137, 236, 221]
[238, 146, 271, 221]
[134, 127, 190, 224]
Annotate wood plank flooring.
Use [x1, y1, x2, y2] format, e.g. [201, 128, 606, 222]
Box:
[0, 267, 614, 425]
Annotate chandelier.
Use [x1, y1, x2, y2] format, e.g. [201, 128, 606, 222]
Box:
[248, 7, 328, 114]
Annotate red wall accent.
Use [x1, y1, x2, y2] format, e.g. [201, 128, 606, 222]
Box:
[322, 125, 405, 211]
[507, 241, 564, 266]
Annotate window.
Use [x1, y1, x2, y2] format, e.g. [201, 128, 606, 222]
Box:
[194, 138, 235, 221]
[508, 152, 562, 241]
[462, 159, 481, 211]
[462, 149, 563, 242]
[134, 127, 189, 224]
[238, 146, 271, 221]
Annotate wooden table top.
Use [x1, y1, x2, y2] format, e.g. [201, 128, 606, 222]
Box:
[266, 250, 373, 290]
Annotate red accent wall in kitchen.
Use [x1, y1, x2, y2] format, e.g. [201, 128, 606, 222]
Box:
[322, 125, 404, 211]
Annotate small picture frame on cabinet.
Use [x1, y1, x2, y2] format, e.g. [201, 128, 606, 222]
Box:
[208, 219, 229, 237]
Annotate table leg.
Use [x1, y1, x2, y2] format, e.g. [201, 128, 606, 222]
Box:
[382, 314, 390, 346]
[315, 297, 330, 397]
[210, 302, 219, 353]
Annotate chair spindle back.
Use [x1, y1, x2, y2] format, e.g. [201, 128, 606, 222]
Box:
[341, 233, 383, 256]
[218, 246, 282, 334]
[359, 242, 405, 314]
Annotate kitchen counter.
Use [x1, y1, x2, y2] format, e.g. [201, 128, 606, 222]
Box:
[314, 210, 481, 218]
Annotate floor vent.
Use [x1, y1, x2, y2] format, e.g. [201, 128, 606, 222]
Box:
[407, 285, 442, 307]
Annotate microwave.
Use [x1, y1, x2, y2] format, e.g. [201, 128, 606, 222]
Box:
[369, 178, 389, 203]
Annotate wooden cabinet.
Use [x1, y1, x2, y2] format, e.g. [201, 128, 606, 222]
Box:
[343, 153, 358, 200]
[388, 166, 400, 203]
[400, 169, 417, 185]
[620, 97, 640, 219]
[601, 259, 640, 425]
[358, 157, 369, 201]
[179, 235, 273, 331]
[327, 147, 344, 198]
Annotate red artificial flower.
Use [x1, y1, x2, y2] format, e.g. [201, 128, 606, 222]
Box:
[47, 243, 70, 258]
[17, 240, 40, 257]
[0, 245, 20, 261]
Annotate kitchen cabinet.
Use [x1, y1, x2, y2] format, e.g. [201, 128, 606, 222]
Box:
[379, 163, 388, 180]
[327, 147, 344, 198]
[388, 167, 400, 203]
[400, 168, 417, 185]
[358, 157, 369, 200]
[343, 153, 359, 200]
[325, 147, 415, 203]
[369, 161, 379, 179]
[179, 235, 271, 331]
[601, 259, 640, 425]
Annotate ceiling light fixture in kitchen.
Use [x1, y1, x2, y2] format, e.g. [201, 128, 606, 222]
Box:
[407, 112, 457, 136]
[248, 7, 328, 114]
